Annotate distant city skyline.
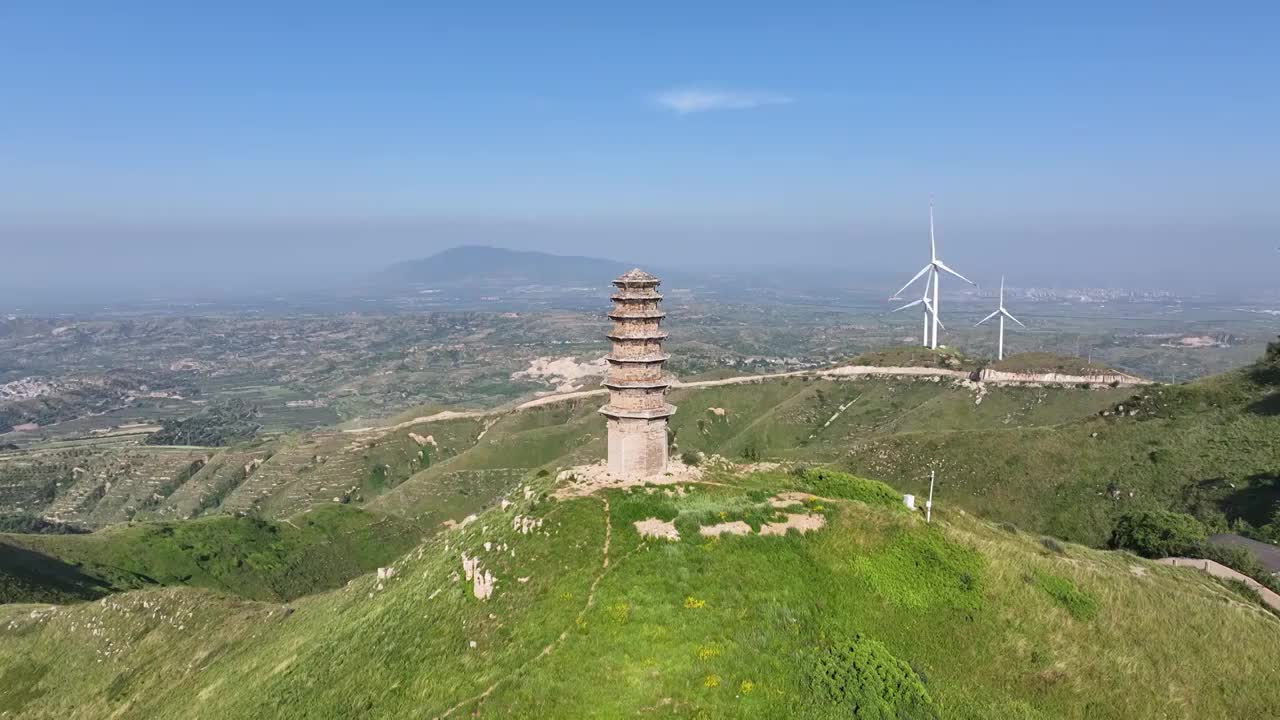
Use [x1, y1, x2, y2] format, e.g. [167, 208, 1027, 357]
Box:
[1, 3, 1277, 295]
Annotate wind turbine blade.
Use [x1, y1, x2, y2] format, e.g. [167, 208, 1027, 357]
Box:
[892, 265, 931, 299]
[999, 275, 1005, 306]
[929, 203, 937, 262]
[934, 260, 976, 285]
[975, 309, 1000, 326]
[1002, 309, 1026, 327]
[892, 298, 925, 312]
[920, 298, 945, 329]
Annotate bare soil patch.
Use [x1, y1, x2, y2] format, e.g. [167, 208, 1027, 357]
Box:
[634, 517, 680, 541]
[760, 513, 826, 536]
[699, 521, 752, 537]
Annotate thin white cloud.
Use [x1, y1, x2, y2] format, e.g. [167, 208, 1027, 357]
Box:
[652, 88, 793, 114]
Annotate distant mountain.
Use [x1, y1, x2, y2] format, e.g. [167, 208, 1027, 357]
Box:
[380, 246, 635, 287]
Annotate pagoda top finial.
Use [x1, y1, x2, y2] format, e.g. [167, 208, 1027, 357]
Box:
[614, 268, 660, 285]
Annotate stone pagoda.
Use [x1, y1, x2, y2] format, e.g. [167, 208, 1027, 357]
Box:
[601, 268, 676, 478]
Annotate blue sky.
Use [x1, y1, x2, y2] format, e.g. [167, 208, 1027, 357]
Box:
[1, 2, 1277, 291]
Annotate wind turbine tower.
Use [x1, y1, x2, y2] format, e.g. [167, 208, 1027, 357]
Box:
[890, 204, 975, 349]
[976, 276, 1025, 360]
[892, 270, 944, 346]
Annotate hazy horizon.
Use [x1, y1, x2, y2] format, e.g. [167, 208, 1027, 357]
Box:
[3, 4, 1277, 299]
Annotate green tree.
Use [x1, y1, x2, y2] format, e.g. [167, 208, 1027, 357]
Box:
[1249, 336, 1280, 385]
[1109, 510, 1206, 558]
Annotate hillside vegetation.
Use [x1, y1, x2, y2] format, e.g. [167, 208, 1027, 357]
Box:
[844, 368, 1280, 546]
[987, 352, 1122, 376]
[2, 469, 1277, 719]
[849, 346, 977, 371]
[1, 505, 423, 604]
[6, 348, 1276, 558]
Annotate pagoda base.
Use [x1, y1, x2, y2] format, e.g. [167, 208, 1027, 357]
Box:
[605, 416, 670, 479]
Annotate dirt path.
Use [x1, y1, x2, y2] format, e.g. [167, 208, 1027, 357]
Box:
[349, 366, 971, 436]
[350, 361, 1140, 438]
[807, 394, 862, 441]
[435, 496, 614, 719]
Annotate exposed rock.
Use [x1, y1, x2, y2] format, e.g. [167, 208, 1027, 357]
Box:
[462, 553, 480, 582]
[408, 432, 438, 447]
[473, 569, 495, 601]
[512, 515, 544, 535]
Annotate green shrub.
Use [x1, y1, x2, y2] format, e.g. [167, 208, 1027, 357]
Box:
[680, 450, 701, 467]
[1249, 336, 1280, 385]
[1109, 510, 1207, 558]
[805, 631, 938, 719]
[1199, 542, 1264, 577]
[796, 469, 902, 509]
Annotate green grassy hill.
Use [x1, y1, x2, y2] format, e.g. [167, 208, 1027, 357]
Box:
[1, 505, 423, 605]
[842, 369, 1280, 545]
[366, 375, 1134, 523]
[7, 355, 1276, 559]
[3, 469, 1277, 719]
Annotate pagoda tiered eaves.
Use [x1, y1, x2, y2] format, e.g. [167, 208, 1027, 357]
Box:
[600, 269, 676, 478]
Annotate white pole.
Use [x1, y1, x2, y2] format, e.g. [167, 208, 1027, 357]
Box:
[930, 268, 940, 349]
[998, 314, 1005, 361]
[922, 308, 929, 347]
[926, 470, 935, 523]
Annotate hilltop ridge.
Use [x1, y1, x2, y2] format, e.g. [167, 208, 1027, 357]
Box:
[2, 468, 1277, 719]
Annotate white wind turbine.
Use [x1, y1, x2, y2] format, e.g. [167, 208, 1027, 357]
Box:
[892, 268, 945, 346]
[975, 275, 1024, 360]
[890, 204, 975, 349]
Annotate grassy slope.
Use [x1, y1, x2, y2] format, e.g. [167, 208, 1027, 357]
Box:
[667, 376, 1132, 461]
[0, 505, 424, 604]
[370, 399, 603, 520]
[365, 375, 1135, 527]
[2, 470, 1277, 719]
[843, 370, 1280, 545]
